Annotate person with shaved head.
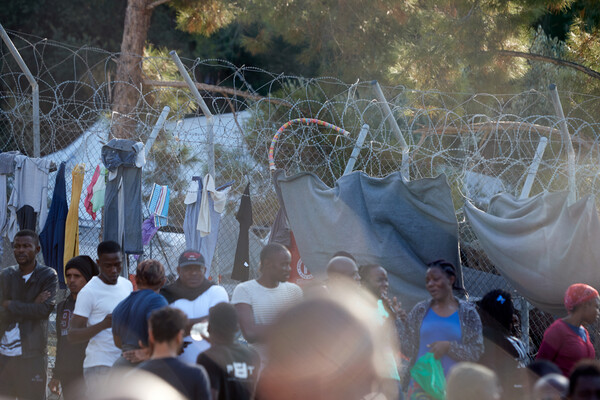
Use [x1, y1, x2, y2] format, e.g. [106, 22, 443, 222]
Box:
[326, 255, 360, 286]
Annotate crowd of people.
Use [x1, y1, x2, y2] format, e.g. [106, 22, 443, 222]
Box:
[1, 228, 600, 400]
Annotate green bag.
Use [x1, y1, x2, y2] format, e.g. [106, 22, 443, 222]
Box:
[410, 352, 446, 400]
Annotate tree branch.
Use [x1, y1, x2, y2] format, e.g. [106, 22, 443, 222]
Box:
[497, 50, 600, 81]
[147, 0, 170, 10]
[143, 79, 293, 107]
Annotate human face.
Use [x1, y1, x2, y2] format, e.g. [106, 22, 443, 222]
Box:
[327, 257, 361, 284]
[97, 252, 122, 285]
[264, 249, 292, 283]
[177, 264, 206, 288]
[66, 268, 87, 295]
[339, 264, 361, 283]
[363, 266, 389, 298]
[582, 298, 600, 324]
[571, 376, 600, 400]
[425, 266, 454, 301]
[13, 235, 40, 268]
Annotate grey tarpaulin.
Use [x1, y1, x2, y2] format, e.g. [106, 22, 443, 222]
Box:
[464, 191, 600, 316]
[273, 169, 461, 309]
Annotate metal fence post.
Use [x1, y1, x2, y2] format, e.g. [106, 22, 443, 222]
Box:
[519, 137, 548, 200]
[0, 24, 40, 157]
[170, 51, 215, 177]
[549, 84, 576, 205]
[145, 106, 170, 158]
[343, 124, 369, 175]
[520, 296, 531, 355]
[370, 80, 410, 181]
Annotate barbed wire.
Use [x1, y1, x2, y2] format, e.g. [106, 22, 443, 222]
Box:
[3, 31, 600, 352]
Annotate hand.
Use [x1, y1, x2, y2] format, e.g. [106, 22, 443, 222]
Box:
[123, 341, 151, 364]
[102, 314, 112, 328]
[35, 291, 51, 304]
[390, 296, 408, 321]
[48, 378, 61, 395]
[428, 341, 451, 359]
[381, 293, 407, 321]
[1, 300, 10, 309]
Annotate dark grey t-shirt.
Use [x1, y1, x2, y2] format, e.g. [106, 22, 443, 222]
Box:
[138, 357, 210, 400]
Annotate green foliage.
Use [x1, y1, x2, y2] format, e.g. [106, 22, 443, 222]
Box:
[232, 0, 411, 83]
[142, 45, 197, 115]
[170, 0, 237, 36]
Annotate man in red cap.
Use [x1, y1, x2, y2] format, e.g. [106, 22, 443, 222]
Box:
[537, 283, 600, 376]
[160, 249, 229, 364]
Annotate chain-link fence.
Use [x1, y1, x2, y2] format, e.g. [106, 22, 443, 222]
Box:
[3, 30, 600, 357]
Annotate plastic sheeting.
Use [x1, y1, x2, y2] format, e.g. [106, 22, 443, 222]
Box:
[273, 169, 461, 309]
[464, 191, 600, 315]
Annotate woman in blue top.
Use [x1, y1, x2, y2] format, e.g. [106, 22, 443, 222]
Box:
[401, 260, 483, 399]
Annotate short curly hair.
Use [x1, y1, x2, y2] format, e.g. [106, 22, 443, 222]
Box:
[136, 259, 165, 288]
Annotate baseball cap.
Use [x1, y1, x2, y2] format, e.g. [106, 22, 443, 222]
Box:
[178, 249, 205, 267]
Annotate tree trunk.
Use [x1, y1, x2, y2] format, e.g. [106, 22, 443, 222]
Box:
[111, 0, 152, 139]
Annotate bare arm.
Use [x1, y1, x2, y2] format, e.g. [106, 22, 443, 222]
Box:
[234, 303, 268, 344]
[69, 314, 112, 343]
[113, 332, 123, 349]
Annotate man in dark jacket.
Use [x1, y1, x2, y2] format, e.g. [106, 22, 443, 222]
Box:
[0, 229, 58, 400]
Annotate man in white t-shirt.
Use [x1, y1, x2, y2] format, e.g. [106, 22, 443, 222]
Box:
[160, 249, 229, 364]
[69, 241, 133, 388]
[231, 243, 303, 365]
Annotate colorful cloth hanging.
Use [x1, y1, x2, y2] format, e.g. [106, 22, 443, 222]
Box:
[90, 167, 106, 213]
[64, 163, 85, 267]
[147, 183, 170, 227]
[84, 165, 101, 220]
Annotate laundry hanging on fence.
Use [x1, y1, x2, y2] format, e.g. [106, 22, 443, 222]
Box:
[197, 175, 229, 236]
[90, 166, 106, 213]
[268, 207, 291, 247]
[183, 175, 232, 277]
[0, 151, 20, 236]
[40, 162, 68, 288]
[269, 179, 313, 283]
[141, 217, 160, 246]
[102, 139, 144, 254]
[273, 169, 462, 309]
[465, 191, 600, 316]
[231, 183, 252, 281]
[6, 155, 53, 240]
[64, 163, 85, 265]
[84, 165, 101, 220]
[147, 183, 170, 227]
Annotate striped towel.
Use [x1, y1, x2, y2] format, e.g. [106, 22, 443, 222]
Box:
[147, 183, 170, 227]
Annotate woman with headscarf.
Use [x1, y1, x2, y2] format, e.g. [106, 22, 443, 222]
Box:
[49, 256, 99, 399]
[536, 283, 600, 376]
[401, 260, 483, 399]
